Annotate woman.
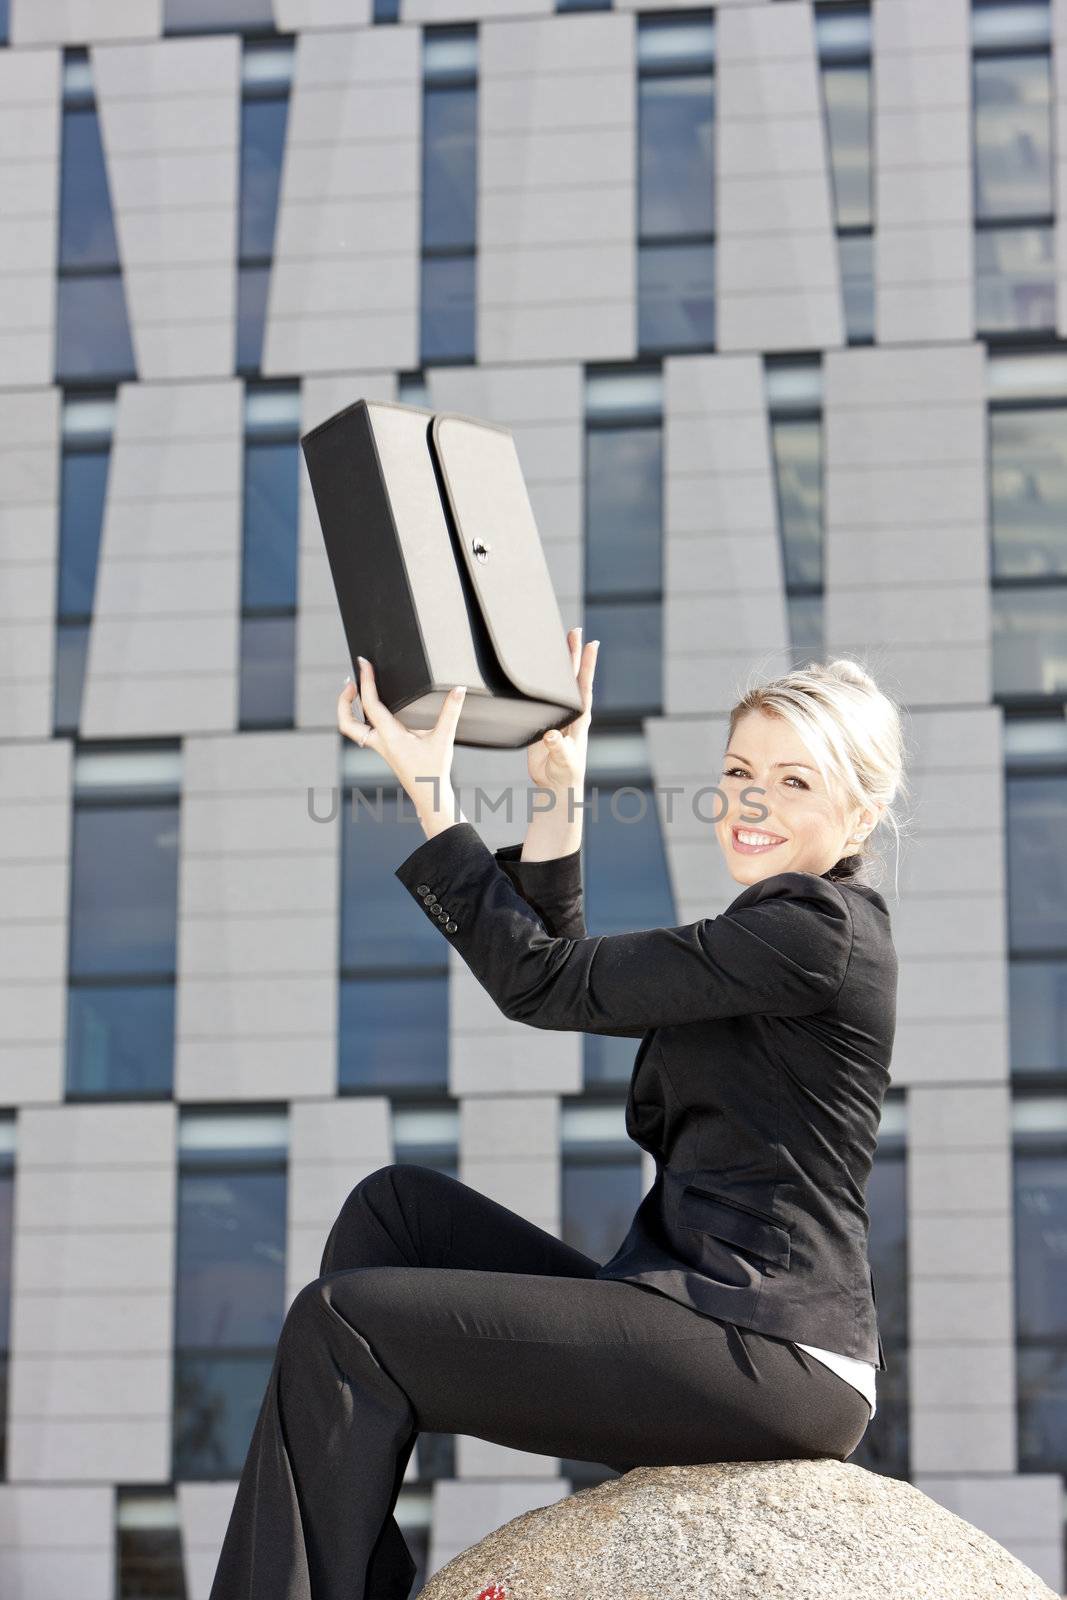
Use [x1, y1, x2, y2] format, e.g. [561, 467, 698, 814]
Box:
[208, 633, 906, 1600]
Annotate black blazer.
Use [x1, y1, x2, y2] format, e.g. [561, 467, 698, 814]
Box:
[394, 821, 896, 1368]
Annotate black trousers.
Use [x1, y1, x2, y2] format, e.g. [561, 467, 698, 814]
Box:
[208, 1163, 872, 1600]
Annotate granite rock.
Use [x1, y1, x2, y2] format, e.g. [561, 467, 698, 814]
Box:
[417, 1459, 1058, 1600]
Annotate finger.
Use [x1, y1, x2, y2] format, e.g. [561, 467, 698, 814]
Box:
[576, 638, 599, 713]
[568, 624, 582, 679]
[354, 656, 400, 738]
[338, 680, 379, 748]
[434, 683, 467, 744]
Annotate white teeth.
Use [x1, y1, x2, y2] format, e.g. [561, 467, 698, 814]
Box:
[736, 830, 782, 846]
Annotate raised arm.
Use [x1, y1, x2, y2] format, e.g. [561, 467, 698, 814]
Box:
[397, 821, 854, 1034]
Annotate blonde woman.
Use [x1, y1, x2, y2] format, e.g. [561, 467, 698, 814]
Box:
[209, 636, 906, 1600]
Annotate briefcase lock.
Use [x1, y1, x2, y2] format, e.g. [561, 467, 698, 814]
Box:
[471, 538, 490, 562]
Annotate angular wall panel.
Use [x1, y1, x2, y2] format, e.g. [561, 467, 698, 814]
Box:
[263, 27, 421, 374]
[715, 1, 844, 351]
[0, 48, 61, 388]
[93, 35, 240, 379]
[0, 388, 60, 740]
[8, 1103, 177, 1481]
[80, 379, 243, 737]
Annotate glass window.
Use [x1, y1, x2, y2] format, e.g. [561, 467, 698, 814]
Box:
[57, 74, 135, 382]
[419, 253, 476, 365]
[117, 1491, 186, 1600]
[976, 225, 1055, 333]
[839, 232, 875, 343]
[165, 0, 273, 29]
[992, 586, 1067, 697]
[422, 86, 476, 250]
[637, 239, 716, 353]
[56, 398, 114, 736]
[639, 75, 715, 238]
[239, 389, 299, 729]
[847, 1107, 908, 1478]
[1014, 1098, 1067, 1474]
[239, 96, 289, 261]
[990, 407, 1067, 579]
[173, 1111, 287, 1480]
[582, 772, 675, 1087]
[821, 64, 872, 229]
[974, 54, 1053, 219]
[0, 1121, 13, 1480]
[770, 418, 823, 589]
[561, 1102, 643, 1262]
[585, 426, 663, 597]
[67, 797, 180, 1097]
[340, 792, 449, 1093]
[1006, 772, 1067, 953]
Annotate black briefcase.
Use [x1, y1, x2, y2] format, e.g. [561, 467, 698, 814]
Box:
[300, 398, 583, 750]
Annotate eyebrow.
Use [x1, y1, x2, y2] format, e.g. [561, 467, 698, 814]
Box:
[723, 752, 818, 772]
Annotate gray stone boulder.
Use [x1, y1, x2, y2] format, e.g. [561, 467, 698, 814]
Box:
[418, 1460, 1058, 1600]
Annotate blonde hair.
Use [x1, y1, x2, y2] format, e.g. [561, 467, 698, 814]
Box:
[726, 656, 913, 899]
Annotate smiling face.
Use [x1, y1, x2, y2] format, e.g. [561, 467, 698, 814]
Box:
[715, 708, 875, 886]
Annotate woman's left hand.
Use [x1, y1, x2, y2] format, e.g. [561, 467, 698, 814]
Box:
[338, 656, 467, 820]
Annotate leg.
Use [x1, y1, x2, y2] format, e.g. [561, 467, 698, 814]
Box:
[209, 1164, 603, 1600]
[209, 1165, 870, 1600]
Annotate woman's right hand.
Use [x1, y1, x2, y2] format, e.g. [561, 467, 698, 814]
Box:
[525, 627, 599, 802]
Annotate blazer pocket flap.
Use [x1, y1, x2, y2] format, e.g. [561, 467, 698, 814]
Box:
[679, 1186, 792, 1268]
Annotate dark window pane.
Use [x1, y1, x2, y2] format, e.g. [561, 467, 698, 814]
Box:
[166, 0, 273, 29]
[974, 54, 1053, 220]
[840, 232, 874, 342]
[173, 1351, 274, 1479]
[240, 96, 289, 259]
[562, 1156, 643, 1262]
[176, 1168, 287, 1348]
[848, 1344, 909, 1477]
[423, 86, 477, 249]
[0, 1165, 12, 1352]
[638, 239, 715, 351]
[771, 418, 822, 587]
[1006, 775, 1067, 949]
[786, 592, 824, 660]
[1010, 960, 1067, 1071]
[242, 440, 299, 608]
[339, 976, 448, 1093]
[59, 449, 109, 616]
[1018, 1345, 1067, 1474]
[420, 252, 476, 363]
[70, 804, 179, 975]
[342, 802, 450, 968]
[236, 264, 269, 372]
[238, 613, 295, 727]
[60, 106, 120, 269]
[413, 1432, 455, 1480]
[0, 0, 8, 44]
[638, 74, 715, 237]
[976, 225, 1055, 333]
[54, 620, 90, 735]
[56, 273, 136, 382]
[990, 408, 1067, 578]
[1015, 1149, 1067, 1340]
[822, 65, 871, 228]
[66, 982, 175, 1096]
[993, 585, 1067, 697]
[117, 1496, 187, 1600]
[581, 600, 662, 714]
[585, 426, 662, 595]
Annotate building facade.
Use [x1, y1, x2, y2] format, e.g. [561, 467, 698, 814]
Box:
[0, 0, 1064, 1593]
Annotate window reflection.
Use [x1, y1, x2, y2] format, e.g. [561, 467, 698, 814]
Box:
[1014, 1105, 1067, 1474]
[173, 1112, 287, 1481]
[340, 792, 449, 1093]
[237, 43, 292, 374]
[637, 17, 715, 354]
[67, 785, 180, 1098]
[816, 8, 873, 344]
[239, 388, 299, 729]
[55, 397, 113, 737]
[421, 34, 477, 365]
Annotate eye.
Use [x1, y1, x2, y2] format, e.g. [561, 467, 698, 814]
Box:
[784, 775, 809, 791]
[722, 766, 809, 791]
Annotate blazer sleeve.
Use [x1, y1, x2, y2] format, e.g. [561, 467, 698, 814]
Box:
[395, 821, 854, 1033]
[491, 838, 647, 1040]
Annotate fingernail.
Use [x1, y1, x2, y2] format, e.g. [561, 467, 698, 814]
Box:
[356, 655, 367, 667]
[453, 685, 466, 697]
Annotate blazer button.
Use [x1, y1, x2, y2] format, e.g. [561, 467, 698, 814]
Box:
[445, 920, 457, 932]
[436, 910, 448, 921]
[425, 895, 439, 908]
[415, 884, 430, 896]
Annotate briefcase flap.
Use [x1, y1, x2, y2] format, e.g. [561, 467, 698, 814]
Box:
[431, 412, 581, 713]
